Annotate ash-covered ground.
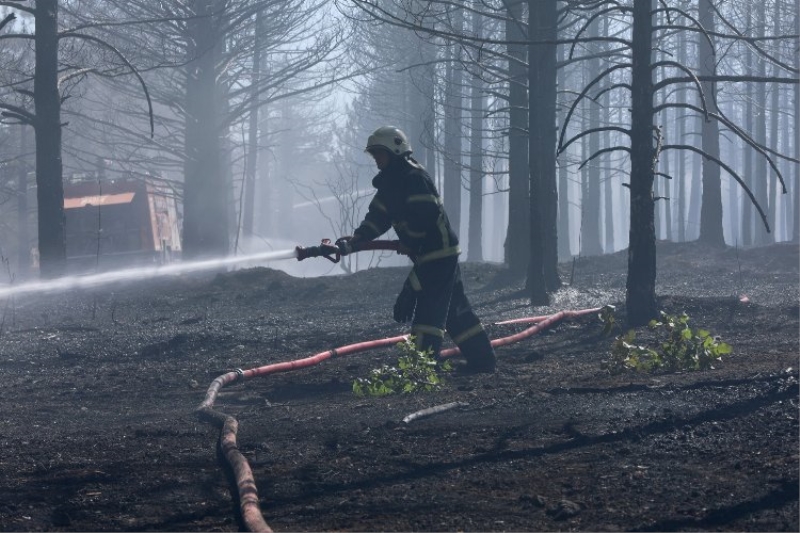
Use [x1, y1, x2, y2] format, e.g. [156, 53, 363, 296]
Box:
[0, 241, 797, 532]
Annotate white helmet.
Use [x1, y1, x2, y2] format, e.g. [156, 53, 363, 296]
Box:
[365, 126, 412, 156]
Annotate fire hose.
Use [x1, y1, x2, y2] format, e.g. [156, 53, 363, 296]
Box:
[295, 238, 412, 264]
[195, 239, 603, 532]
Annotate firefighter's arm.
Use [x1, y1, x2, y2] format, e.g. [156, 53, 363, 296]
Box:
[340, 196, 391, 255]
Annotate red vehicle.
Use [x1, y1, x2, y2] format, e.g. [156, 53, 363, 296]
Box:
[63, 177, 181, 271]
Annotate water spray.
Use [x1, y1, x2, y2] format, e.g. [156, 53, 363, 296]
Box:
[0, 239, 408, 300]
[0, 248, 299, 299]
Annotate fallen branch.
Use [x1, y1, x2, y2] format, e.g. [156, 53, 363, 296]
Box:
[402, 401, 469, 424]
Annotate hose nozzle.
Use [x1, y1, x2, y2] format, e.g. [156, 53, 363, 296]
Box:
[296, 239, 340, 263]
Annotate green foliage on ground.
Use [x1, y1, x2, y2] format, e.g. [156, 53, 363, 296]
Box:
[605, 311, 732, 374]
[353, 338, 452, 397]
[598, 304, 618, 336]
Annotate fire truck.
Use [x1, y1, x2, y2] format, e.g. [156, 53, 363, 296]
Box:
[63, 176, 181, 272]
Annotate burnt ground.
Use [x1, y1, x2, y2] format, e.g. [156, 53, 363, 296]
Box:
[0, 241, 797, 532]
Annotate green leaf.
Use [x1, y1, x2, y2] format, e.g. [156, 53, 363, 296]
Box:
[607, 310, 730, 376]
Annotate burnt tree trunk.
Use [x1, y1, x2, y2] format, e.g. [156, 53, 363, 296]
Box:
[505, 0, 529, 276]
[443, 3, 464, 237]
[603, 17, 616, 253]
[467, 10, 484, 262]
[538, 0, 560, 292]
[525, 0, 556, 304]
[753, 1, 771, 245]
[557, 40, 571, 261]
[697, 0, 725, 247]
[742, 2, 754, 246]
[768, 0, 781, 240]
[625, 0, 658, 325]
[34, 0, 66, 279]
[794, 0, 800, 243]
[17, 124, 30, 278]
[241, 9, 263, 243]
[582, 18, 603, 257]
[676, 30, 687, 242]
[407, 37, 437, 171]
[183, 0, 229, 259]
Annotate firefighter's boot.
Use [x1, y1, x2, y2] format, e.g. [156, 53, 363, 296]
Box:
[454, 327, 496, 374]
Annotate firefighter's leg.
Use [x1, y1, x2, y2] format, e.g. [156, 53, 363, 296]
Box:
[410, 256, 457, 359]
[410, 324, 444, 358]
[445, 264, 496, 373]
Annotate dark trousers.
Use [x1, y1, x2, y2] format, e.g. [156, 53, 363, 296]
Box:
[410, 255, 495, 365]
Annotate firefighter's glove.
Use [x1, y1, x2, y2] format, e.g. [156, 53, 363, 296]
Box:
[317, 241, 339, 260]
[335, 236, 357, 256]
[393, 281, 417, 323]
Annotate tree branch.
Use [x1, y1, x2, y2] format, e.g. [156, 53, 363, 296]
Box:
[557, 63, 631, 153]
[652, 6, 714, 52]
[559, 126, 630, 155]
[0, 12, 16, 32]
[59, 31, 154, 138]
[0, 102, 34, 125]
[708, 3, 798, 74]
[569, 5, 633, 60]
[663, 75, 799, 85]
[655, 101, 796, 188]
[652, 60, 708, 119]
[579, 146, 631, 170]
[663, 144, 770, 232]
[0, 1, 33, 16]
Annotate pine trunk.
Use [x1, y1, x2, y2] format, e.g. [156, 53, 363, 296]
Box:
[443, 4, 464, 237]
[467, 11, 484, 262]
[625, 0, 658, 325]
[241, 10, 263, 243]
[698, 0, 725, 246]
[525, 0, 550, 304]
[183, 0, 229, 259]
[17, 124, 31, 277]
[505, 0, 529, 276]
[34, 0, 66, 278]
[753, 1, 771, 245]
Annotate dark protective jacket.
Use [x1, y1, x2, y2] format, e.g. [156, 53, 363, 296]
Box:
[351, 155, 495, 370]
[352, 156, 460, 265]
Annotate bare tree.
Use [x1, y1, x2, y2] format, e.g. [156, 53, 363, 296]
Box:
[467, 10, 485, 262]
[0, 0, 153, 278]
[697, 0, 724, 246]
[505, 0, 529, 276]
[558, 0, 796, 325]
[55, 0, 348, 260]
[796, 0, 800, 243]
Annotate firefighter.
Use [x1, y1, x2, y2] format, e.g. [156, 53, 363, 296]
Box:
[336, 126, 496, 374]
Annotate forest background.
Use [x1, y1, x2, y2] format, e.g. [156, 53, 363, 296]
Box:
[0, 0, 798, 325]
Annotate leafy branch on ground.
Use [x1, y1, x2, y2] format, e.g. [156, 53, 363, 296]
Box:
[353, 337, 452, 397]
[598, 304, 618, 335]
[605, 311, 732, 374]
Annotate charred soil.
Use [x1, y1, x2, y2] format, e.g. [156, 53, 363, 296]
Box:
[0, 242, 797, 532]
